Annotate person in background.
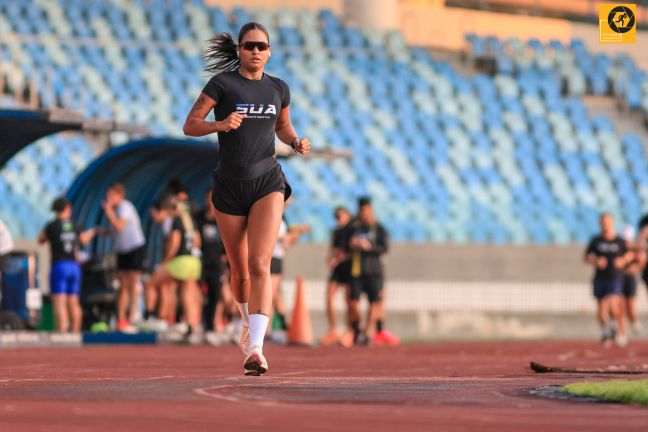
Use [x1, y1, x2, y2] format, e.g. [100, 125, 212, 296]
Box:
[194, 190, 227, 344]
[636, 214, 648, 295]
[39, 197, 96, 332]
[143, 195, 178, 331]
[584, 213, 631, 347]
[268, 200, 310, 343]
[145, 200, 203, 343]
[621, 225, 645, 336]
[344, 197, 399, 346]
[102, 182, 146, 333]
[320, 206, 352, 347]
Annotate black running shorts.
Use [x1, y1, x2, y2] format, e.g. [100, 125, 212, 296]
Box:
[349, 275, 384, 304]
[212, 158, 292, 216]
[623, 274, 638, 298]
[329, 261, 351, 285]
[116, 245, 145, 272]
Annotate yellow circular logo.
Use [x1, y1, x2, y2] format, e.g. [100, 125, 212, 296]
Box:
[607, 5, 635, 34]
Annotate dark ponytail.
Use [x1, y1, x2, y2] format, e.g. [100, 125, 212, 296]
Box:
[203, 22, 270, 74]
[203, 32, 239, 74]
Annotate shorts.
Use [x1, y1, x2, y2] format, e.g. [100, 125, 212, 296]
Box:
[212, 159, 292, 216]
[117, 245, 145, 272]
[167, 255, 202, 281]
[593, 277, 623, 300]
[50, 260, 82, 296]
[270, 257, 283, 275]
[329, 261, 351, 285]
[349, 275, 384, 304]
[623, 274, 638, 298]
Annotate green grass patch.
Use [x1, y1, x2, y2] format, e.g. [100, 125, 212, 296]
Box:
[564, 380, 648, 405]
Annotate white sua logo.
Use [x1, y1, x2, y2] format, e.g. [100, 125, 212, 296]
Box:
[236, 103, 277, 116]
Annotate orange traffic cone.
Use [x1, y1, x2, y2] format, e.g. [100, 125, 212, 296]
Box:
[287, 276, 313, 346]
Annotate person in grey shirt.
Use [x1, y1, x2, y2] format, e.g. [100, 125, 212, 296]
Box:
[103, 182, 145, 333]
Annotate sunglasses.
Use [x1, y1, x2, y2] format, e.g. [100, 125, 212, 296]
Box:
[240, 41, 270, 51]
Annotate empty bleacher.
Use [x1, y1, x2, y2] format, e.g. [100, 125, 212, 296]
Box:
[0, 0, 646, 245]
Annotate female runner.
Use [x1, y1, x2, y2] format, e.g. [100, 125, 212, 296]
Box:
[184, 22, 310, 375]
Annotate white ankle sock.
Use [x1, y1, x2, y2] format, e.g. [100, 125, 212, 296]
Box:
[248, 314, 269, 350]
[237, 302, 249, 327]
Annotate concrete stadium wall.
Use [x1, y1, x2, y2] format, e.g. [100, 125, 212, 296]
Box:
[18, 239, 594, 289]
[283, 243, 591, 282]
[280, 278, 648, 341]
[400, 4, 573, 48]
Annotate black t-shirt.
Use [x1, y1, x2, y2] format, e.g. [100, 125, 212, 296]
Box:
[194, 210, 223, 269]
[202, 71, 290, 168]
[171, 217, 197, 258]
[332, 226, 347, 250]
[44, 219, 80, 263]
[331, 226, 350, 269]
[342, 220, 389, 278]
[585, 235, 628, 279]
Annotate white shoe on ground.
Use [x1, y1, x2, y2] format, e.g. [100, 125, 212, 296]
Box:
[243, 345, 268, 376]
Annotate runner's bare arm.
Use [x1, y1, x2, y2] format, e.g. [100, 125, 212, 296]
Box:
[275, 107, 310, 154]
[183, 93, 219, 136]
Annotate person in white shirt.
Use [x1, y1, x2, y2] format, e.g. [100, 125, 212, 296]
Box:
[102, 182, 146, 333]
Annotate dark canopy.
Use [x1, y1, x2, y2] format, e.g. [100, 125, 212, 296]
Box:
[67, 137, 219, 266]
[0, 109, 82, 169]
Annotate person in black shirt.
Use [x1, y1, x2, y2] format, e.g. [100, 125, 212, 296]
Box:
[183, 22, 310, 376]
[636, 214, 648, 292]
[344, 197, 399, 346]
[320, 206, 352, 347]
[38, 197, 96, 332]
[620, 226, 645, 335]
[584, 213, 631, 346]
[194, 190, 226, 334]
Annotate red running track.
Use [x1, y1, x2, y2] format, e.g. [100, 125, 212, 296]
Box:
[1, 341, 648, 431]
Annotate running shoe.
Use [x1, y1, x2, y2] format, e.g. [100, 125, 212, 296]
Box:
[615, 333, 628, 348]
[239, 326, 250, 354]
[372, 330, 400, 347]
[354, 331, 369, 346]
[632, 321, 643, 336]
[269, 329, 287, 345]
[319, 330, 339, 346]
[139, 317, 168, 333]
[206, 331, 227, 346]
[117, 319, 137, 334]
[338, 330, 354, 348]
[188, 326, 205, 345]
[243, 345, 268, 376]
